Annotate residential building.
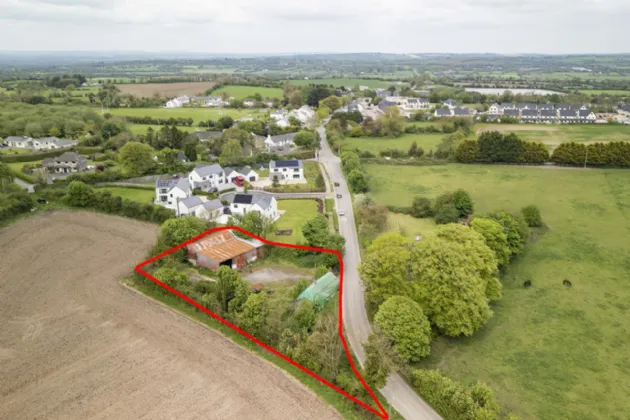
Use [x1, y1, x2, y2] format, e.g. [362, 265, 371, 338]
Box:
[155, 177, 191, 211]
[453, 107, 474, 117]
[191, 131, 222, 142]
[224, 166, 259, 183]
[288, 105, 315, 124]
[444, 99, 457, 109]
[192, 199, 225, 221]
[377, 100, 398, 113]
[435, 108, 453, 117]
[42, 152, 87, 173]
[178, 196, 204, 217]
[618, 105, 630, 116]
[404, 98, 430, 110]
[243, 99, 256, 107]
[3, 136, 32, 148]
[270, 110, 287, 121]
[269, 159, 304, 180]
[274, 117, 291, 128]
[186, 230, 265, 271]
[264, 133, 296, 152]
[3, 136, 77, 149]
[165, 96, 190, 108]
[230, 192, 279, 221]
[578, 109, 597, 122]
[188, 163, 226, 191]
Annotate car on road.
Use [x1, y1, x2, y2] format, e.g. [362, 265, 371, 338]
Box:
[338, 209, 345, 216]
[336, 194, 342, 198]
[334, 182, 340, 187]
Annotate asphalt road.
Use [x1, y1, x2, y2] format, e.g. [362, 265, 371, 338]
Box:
[316, 127, 441, 420]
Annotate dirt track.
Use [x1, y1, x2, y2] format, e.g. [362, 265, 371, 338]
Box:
[0, 212, 340, 420]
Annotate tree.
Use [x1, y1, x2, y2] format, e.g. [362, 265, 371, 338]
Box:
[101, 120, 123, 140]
[184, 142, 198, 162]
[315, 173, 325, 189]
[411, 197, 433, 218]
[522, 205, 543, 227]
[319, 95, 343, 111]
[359, 233, 412, 307]
[470, 217, 511, 267]
[159, 217, 208, 251]
[340, 151, 361, 173]
[379, 107, 405, 137]
[374, 296, 432, 362]
[217, 116, 234, 130]
[301, 214, 331, 248]
[347, 169, 369, 193]
[294, 130, 317, 149]
[220, 138, 244, 166]
[486, 210, 527, 258]
[408, 141, 424, 158]
[64, 181, 94, 207]
[292, 299, 317, 333]
[118, 141, 155, 177]
[363, 330, 402, 389]
[238, 293, 270, 339]
[216, 266, 250, 315]
[434, 202, 460, 224]
[232, 211, 275, 239]
[222, 127, 251, 146]
[455, 139, 480, 163]
[452, 189, 474, 217]
[154, 267, 188, 290]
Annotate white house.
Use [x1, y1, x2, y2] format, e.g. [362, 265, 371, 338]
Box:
[394, 97, 430, 110]
[269, 159, 304, 181]
[155, 177, 191, 211]
[192, 199, 225, 221]
[3, 136, 32, 148]
[230, 192, 279, 221]
[444, 99, 457, 109]
[224, 166, 259, 183]
[269, 110, 287, 121]
[178, 195, 204, 216]
[188, 163, 226, 191]
[165, 96, 190, 108]
[3, 136, 77, 149]
[243, 99, 256, 107]
[205, 96, 226, 107]
[274, 117, 291, 128]
[41, 152, 87, 173]
[264, 133, 296, 152]
[288, 105, 315, 124]
[488, 103, 503, 115]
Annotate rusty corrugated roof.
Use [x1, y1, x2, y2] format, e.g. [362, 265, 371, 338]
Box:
[188, 230, 256, 263]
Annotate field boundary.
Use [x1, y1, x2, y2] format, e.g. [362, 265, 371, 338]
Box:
[135, 225, 389, 419]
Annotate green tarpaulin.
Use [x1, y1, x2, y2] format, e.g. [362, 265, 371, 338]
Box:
[296, 272, 339, 307]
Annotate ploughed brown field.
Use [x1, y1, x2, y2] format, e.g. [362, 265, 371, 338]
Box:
[117, 81, 216, 97]
[0, 212, 339, 420]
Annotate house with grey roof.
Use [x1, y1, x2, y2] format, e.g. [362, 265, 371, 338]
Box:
[269, 159, 304, 181]
[191, 131, 222, 142]
[444, 99, 457, 109]
[434, 108, 453, 117]
[177, 195, 204, 216]
[264, 133, 297, 152]
[155, 177, 192, 211]
[42, 152, 87, 174]
[521, 109, 538, 121]
[165, 96, 190, 108]
[503, 108, 520, 117]
[188, 163, 226, 191]
[3, 136, 32, 148]
[3, 135, 77, 150]
[578, 108, 596, 122]
[224, 166, 259, 183]
[230, 192, 279, 221]
[453, 107, 474, 117]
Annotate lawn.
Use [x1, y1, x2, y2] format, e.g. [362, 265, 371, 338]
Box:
[128, 124, 197, 134]
[269, 199, 320, 244]
[365, 163, 630, 419]
[212, 85, 283, 100]
[340, 133, 445, 155]
[108, 107, 266, 124]
[288, 78, 405, 89]
[385, 212, 438, 240]
[0, 148, 38, 156]
[6, 160, 43, 172]
[476, 124, 630, 150]
[96, 187, 155, 203]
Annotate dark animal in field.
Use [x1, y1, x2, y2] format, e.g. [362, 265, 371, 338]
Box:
[563, 279, 572, 287]
[524, 280, 532, 288]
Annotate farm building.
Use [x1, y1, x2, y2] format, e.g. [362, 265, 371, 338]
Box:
[187, 230, 265, 271]
[296, 272, 339, 308]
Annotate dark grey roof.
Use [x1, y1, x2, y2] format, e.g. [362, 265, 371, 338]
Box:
[193, 163, 224, 177]
[193, 131, 222, 140]
[202, 199, 223, 210]
[517, 103, 537, 110]
[270, 159, 303, 169]
[504, 109, 520, 116]
[453, 107, 471, 116]
[538, 104, 554, 110]
[156, 177, 190, 192]
[578, 109, 593, 117]
[571, 104, 586, 111]
[445, 99, 456, 105]
[180, 196, 203, 209]
[378, 100, 397, 111]
[55, 152, 85, 163]
[268, 133, 297, 144]
[522, 109, 537, 117]
[436, 108, 452, 116]
[540, 109, 556, 117]
[556, 104, 571, 110]
[4, 136, 30, 143]
[559, 109, 576, 117]
[407, 98, 419, 103]
[231, 192, 274, 210]
[233, 194, 253, 205]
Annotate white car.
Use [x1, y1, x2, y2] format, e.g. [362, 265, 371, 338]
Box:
[338, 209, 345, 216]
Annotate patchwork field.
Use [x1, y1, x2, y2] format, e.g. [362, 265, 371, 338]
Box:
[365, 163, 630, 419]
[212, 85, 283, 100]
[270, 199, 320, 244]
[108, 107, 266, 123]
[340, 133, 445, 155]
[116, 81, 216, 97]
[288, 78, 404, 89]
[476, 124, 630, 150]
[0, 212, 340, 420]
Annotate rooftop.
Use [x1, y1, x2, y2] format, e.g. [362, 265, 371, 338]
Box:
[188, 230, 262, 263]
[270, 159, 302, 169]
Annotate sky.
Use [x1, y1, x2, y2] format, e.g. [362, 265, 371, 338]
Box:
[0, 0, 629, 54]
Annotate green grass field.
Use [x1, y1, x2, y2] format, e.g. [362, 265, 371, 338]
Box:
[0, 148, 38, 156]
[578, 89, 630, 96]
[128, 124, 197, 134]
[6, 160, 43, 172]
[269, 199, 320, 244]
[340, 133, 445, 155]
[476, 124, 630, 150]
[288, 78, 404, 89]
[212, 85, 283, 100]
[96, 187, 155, 203]
[108, 107, 266, 123]
[385, 212, 438, 239]
[365, 163, 630, 419]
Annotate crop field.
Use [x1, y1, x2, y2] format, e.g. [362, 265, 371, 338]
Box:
[0, 212, 340, 420]
[96, 187, 155, 203]
[288, 78, 404, 89]
[340, 133, 445, 155]
[365, 163, 630, 419]
[270, 199, 320, 244]
[212, 85, 283, 100]
[116, 81, 216, 97]
[107, 107, 266, 123]
[476, 124, 630, 150]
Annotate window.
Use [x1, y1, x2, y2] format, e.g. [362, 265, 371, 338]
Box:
[283, 168, 287, 172]
[170, 194, 173, 198]
[234, 204, 238, 208]
[293, 168, 299, 172]
[293, 174, 300, 179]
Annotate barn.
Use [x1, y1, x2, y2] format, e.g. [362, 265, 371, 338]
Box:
[187, 230, 265, 271]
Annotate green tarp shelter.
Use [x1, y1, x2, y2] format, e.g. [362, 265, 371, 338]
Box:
[296, 272, 339, 307]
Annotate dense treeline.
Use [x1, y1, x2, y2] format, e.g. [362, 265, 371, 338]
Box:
[455, 131, 549, 164]
[0, 163, 33, 222]
[551, 141, 630, 167]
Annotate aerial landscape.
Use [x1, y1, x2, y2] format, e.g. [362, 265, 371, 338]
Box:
[1, 1, 629, 420]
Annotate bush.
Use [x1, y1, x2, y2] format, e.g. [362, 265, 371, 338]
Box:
[521, 205, 543, 227]
[452, 188, 474, 216]
[434, 202, 460, 224]
[411, 197, 433, 218]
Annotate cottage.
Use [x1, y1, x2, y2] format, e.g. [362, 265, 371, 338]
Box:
[3, 136, 32, 148]
[155, 177, 191, 211]
[230, 192, 279, 221]
[269, 159, 304, 181]
[42, 152, 87, 173]
[192, 199, 224, 221]
[188, 163, 226, 191]
[264, 133, 296, 152]
[187, 230, 265, 271]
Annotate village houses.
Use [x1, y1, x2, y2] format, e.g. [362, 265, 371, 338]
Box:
[165, 96, 190, 108]
[42, 152, 87, 174]
[188, 163, 227, 191]
[264, 133, 296, 152]
[269, 159, 304, 181]
[230, 192, 279, 221]
[155, 177, 192, 211]
[3, 136, 78, 150]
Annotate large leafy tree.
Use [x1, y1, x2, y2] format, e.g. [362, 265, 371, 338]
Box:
[363, 330, 402, 389]
[470, 217, 511, 267]
[231, 211, 276, 239]
[379, 107, 405, 137]
[238, 292, 270, 339]
[220, 138, 244, 166]
[374, 296, 432, 362]
[118, 141, 155, 177]
[486, 210, 528, 258]
[347, 169, 369, 193]
[452, 189, 474, 217]
[216, 266, 250, 316]
[64, 181, 95, 207]
[301, 214, 330, 248]
[159, 217, 208, 251]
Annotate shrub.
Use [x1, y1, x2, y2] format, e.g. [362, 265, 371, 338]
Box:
[452, 188, 474, 216]
[522, 205, 543, 227]
[434, 203, 460, 224]
[411, 197, 433, 218]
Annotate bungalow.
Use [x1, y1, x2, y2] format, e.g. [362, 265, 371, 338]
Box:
[434, 108, 453, 117]
[264, 133, 296, 152]
[42, 152, 87, 173]
[224, 166, 259, 183]
[269, 159, 304, 181]
[230, 192, 279, 221]
[3, 136, 32, 148]
[188, 163, 226, 191]
[186, 230, 265, 271]
[3, 136, 77, 150]
[165, 96, 190, 108]
[444, 99, 457, 109]
[155, 177, 191, 211]
[192, 199, 225, 221]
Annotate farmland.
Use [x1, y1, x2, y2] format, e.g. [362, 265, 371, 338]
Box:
[476, 124, 630, 150]
[578, 89, 630, 96]
[288, 78, 404, 89]
[270, 199, 320, 244]
[116, 81, 216, 97]
[212, 85, 283, 100]
[365, 163, 630, 419]
[340, 133, 445, 155]
[96, 186, 155, 203]
[0, 212, 340, 420]
[107, 107, 266, 123]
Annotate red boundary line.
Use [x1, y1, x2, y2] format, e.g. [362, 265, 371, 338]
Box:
[135, 225, 388, 419]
